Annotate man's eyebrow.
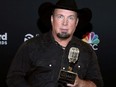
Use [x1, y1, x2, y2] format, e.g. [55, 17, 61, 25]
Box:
[69, 15, 76, 16]
[53, 14, 63, 17]
[68, 15, 77, 18]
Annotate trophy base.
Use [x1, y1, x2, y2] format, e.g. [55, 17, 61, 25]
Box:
[58, 70, 77, 84]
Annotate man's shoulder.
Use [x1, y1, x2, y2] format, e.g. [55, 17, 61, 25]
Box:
[72, 36, 93, 52]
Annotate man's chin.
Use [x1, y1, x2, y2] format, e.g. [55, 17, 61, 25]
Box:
[57, 33, 70, 40]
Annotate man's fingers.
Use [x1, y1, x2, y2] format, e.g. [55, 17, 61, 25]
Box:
[67, 83, 75, 87]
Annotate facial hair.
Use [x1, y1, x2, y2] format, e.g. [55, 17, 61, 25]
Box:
[57, 32, 70, 40]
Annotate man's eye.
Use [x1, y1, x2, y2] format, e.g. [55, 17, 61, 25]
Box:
[69, 16, 75, 20]
[57, 15, 63, 18]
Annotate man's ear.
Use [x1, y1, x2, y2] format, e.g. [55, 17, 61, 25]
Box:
[76, 18, 79, 26]
[51, 15, 53, 23]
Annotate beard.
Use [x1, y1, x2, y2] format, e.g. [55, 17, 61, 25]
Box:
[57, 32, 70, 40]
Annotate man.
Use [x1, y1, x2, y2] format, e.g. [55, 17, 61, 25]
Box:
[6, 0, 103, 87]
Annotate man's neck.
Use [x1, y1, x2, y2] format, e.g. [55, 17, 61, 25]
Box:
[54, 36, 72, 47]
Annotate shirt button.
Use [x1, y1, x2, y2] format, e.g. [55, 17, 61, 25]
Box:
[78, 65, 80, 68]
[49, 64, 52, 67]
[62, 67, 65, 70]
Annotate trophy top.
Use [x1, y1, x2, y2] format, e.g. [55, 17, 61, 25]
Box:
[68, 47, 79, 63]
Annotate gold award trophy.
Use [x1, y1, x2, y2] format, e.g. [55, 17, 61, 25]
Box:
[58, 47, 79, 84]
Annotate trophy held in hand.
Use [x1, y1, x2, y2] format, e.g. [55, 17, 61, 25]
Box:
[58, 47, 80, 85]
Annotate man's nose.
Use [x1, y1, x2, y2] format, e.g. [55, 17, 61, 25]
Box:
[62, 18, 68, 26]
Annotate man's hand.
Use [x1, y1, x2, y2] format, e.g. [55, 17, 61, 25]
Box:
[67, 76, 96, 87]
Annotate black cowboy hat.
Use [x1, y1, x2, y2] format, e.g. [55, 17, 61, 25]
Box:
[54, 0, 79, 12]
[53, 0, 79, 12]
[53, 0, 92, 20]
[37, 0, 92, 35]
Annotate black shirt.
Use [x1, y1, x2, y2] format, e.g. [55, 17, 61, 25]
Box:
[6, 31, 103, 87]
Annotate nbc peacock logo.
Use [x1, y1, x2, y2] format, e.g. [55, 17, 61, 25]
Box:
[82, 32, 100, 50]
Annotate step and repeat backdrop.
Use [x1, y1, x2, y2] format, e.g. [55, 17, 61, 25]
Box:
[0, 0, 116, 87]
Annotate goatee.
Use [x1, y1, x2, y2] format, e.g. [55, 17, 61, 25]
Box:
[57, 32, 70, 40]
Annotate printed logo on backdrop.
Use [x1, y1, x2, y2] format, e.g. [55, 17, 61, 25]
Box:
[24, 33, 39, 42]
[0, 32, 8, 45]
[82, 32, 100, 50]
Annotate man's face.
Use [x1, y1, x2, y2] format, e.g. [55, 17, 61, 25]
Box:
[51, 8, 79, 40]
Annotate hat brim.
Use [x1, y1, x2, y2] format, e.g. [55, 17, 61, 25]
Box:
[52, 4, 92, 21]
[37, 2, 92, 33]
